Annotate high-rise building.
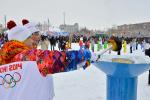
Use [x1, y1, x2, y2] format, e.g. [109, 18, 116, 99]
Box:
[59, 23, 79, 33]
[107, 22, 150, 37]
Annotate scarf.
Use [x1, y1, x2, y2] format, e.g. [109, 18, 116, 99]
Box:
[0, 40, 30, 65]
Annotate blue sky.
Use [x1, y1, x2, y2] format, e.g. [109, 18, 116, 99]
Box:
[0, 0, 150, 30]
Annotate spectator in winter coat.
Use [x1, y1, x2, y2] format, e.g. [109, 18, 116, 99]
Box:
[49, 36, 56, 51]
[141, 40, 146, 52]
[90, 38, 95, 52]
[79, 37, 83, 50]
[85, 40, 90, 49]
[123, 40, 127, 53]
[0, 35, 4, 48]
[130, 40, 133, 53]
[97, 37, 101, 51]
[58, 36, 62, 50]
[145, 43, 150, 85]
[40, 37, 49, 50]
[61, 40, 66, 51]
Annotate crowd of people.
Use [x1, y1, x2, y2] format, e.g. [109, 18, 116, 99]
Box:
[2, 27, 150, 54]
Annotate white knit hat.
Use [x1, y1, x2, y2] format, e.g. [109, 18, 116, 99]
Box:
[7, 20, 32, 41]
[22, 19, 39, 34]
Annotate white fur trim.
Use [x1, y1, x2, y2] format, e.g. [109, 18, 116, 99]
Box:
[8, 25, 32, 41]
[24, 22, 39, 34]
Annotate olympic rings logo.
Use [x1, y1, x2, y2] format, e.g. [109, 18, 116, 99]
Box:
[0, 72, 21, 88]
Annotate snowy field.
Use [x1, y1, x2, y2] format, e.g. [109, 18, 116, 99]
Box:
[45, 43, 150, 100]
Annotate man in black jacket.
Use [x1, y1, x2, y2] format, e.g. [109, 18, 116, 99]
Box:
[145, 48, 150, 85]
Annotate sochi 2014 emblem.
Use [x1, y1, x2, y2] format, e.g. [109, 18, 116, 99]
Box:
[0, 72, 21, 88]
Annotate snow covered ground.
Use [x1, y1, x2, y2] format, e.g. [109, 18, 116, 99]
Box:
[47, 43, 150, 100]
